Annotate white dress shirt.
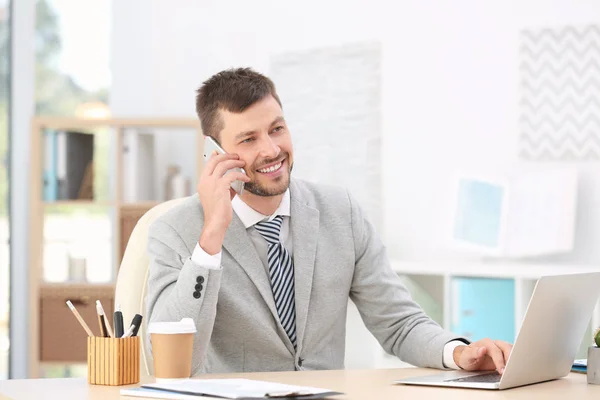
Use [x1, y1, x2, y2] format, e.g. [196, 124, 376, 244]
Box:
[190, 190, 462, 369]
[191, 190, 292, 270]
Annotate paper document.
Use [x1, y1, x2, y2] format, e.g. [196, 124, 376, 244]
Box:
[121, 387, 221, 399]
[142, 378, 342, 399]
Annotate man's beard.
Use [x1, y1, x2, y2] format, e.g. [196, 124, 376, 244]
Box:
[244, 153, 293, 197]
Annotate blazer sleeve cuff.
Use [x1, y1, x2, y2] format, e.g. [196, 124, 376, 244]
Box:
[173, 256, 222, 306]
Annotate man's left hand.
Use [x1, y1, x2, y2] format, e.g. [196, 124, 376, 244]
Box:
[453, 338, 513, 374]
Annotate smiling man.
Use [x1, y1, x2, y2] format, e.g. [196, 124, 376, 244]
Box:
[145, 67, 513, 375]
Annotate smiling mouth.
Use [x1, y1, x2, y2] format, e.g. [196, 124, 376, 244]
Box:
[256, 160, 284, 174]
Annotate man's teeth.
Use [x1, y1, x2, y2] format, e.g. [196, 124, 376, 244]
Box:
[258, 162, 282, 173]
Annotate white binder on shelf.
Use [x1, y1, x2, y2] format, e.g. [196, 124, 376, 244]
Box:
[122, 131, 156, 203]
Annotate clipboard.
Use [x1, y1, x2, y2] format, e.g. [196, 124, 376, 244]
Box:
[139, 379, 343, 399]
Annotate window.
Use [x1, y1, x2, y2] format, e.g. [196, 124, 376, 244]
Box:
[0, 0, 10, 381]
[34, 0, 111, 378]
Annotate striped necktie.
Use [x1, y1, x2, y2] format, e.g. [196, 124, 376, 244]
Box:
[254, 216, 297, 350]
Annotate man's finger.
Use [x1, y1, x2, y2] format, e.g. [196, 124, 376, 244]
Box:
[223, 172, 251, 186]
[212, 159, 246, 178]
[203, 152, 239, 176]
[494, 340, 513, 370]
[485, 342, 507, 373]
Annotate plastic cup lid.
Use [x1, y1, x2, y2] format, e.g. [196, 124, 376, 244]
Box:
[148, 318, 197, 334]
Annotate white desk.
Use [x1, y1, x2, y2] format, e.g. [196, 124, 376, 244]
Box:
[1, 368, 598, 399]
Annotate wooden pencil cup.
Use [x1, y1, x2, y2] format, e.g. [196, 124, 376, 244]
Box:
[87, 336, 140, 385]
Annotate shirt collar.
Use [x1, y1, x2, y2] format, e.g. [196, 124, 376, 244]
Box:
[232, 189, 291, 229]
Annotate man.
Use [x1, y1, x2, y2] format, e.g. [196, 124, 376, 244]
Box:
[146, 67, 512, 375]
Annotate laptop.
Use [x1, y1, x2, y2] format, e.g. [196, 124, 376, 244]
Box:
[396, 272, 600, 390]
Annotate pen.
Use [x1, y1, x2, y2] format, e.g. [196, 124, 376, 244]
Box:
[96, 300, 112, 338]
[66, 300, 94, 337]
[121, 314, 143, 338]
[266, 390, 315, 398]
[114, 303, 124, 338]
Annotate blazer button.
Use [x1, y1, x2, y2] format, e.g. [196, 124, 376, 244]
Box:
[193, 291, 201, 299]
[195, 283, 203, 291]
[196, 276, 205, 284]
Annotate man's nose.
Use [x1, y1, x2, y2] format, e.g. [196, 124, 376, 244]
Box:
[259, 136, 280, 159]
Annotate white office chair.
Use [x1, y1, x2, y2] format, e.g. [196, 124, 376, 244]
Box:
[114, 197, 188, 377]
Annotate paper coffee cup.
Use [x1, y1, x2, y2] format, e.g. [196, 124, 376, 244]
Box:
[149, 318, 197, 380]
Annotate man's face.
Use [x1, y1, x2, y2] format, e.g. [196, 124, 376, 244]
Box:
[218, 95, 294, 197]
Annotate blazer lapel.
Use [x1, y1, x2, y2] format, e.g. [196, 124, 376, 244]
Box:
[290, 183, 320, 354]
[222, 213, 281, 325]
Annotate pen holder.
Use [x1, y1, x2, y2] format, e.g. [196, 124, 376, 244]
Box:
[87, 336, 140, 386]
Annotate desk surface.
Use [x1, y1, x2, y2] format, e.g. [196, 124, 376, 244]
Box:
[0, 368, 597, 400]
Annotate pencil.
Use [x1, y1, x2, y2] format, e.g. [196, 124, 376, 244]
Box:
[66, 300, 94, 337]
[97, 312, 108, 337]
[96, 300, 114, 338]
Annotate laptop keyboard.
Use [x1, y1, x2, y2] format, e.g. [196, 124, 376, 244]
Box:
[446, 372, 501, 383]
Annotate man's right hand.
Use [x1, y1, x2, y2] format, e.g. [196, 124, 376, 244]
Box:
[197, 152, 250, 255]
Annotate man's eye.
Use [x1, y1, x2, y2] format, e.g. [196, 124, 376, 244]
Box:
[241, 137, 254, 144]
[272, 126, 284, 133]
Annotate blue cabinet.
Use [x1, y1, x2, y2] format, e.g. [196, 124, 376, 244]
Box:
[451, 277, 515, 343]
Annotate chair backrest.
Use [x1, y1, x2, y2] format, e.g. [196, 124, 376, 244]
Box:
[114, 197, 188, 376]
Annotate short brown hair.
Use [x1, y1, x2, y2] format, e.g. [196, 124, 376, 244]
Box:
[195, 68, 282, 140]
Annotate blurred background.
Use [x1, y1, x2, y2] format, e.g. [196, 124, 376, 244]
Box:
[2, 0, 600, 379]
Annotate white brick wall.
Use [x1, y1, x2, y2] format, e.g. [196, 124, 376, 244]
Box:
[271, 43, 383, 231]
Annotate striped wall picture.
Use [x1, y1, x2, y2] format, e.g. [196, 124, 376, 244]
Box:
[519, 25, 600, 161]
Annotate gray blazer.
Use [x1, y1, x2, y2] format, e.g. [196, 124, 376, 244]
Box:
[146, 178, 462, 375]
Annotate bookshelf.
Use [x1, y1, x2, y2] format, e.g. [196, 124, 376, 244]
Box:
[387, 260, 600, 365]
[345, 260, 600, 370]
[28, 117, 203, 377]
